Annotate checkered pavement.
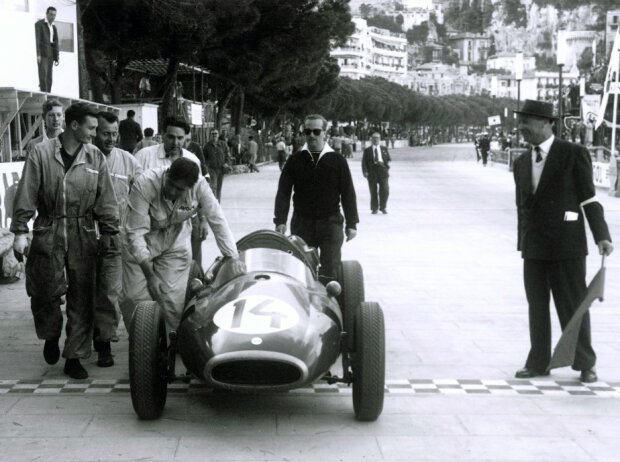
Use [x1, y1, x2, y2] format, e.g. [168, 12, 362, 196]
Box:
[1, 378, 619, 396]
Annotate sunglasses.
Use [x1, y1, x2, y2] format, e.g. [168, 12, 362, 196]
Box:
[303, 128, 323, 136]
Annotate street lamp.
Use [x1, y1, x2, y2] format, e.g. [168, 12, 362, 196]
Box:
[491, 74, 498, 118]
[579, 76, 586, 119]
[557, 30, 567, 139]
[515, 52, 524, 146]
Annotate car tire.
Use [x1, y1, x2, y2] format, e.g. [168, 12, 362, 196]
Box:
[352, 301, 385, 422]
[338, 260, 364, 351]
[129, 301, 168, 420]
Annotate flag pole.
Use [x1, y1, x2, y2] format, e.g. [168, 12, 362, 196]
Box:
[612, 40, 620, 196]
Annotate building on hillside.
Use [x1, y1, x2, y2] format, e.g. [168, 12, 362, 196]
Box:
[397, 9, 431, 31]
[448, 32, 491, 67]
[332, 17, 408, 85]
[561, 31, 600, 72]
[486, 53, 536, 74]
[409, 63, 472, 95]
[606, 10, 620, 55]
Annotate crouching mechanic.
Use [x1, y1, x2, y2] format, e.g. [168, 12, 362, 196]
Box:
[122, 157, 244, 332]
[11, 102, 119, 380]
[92, 111, 143, 367]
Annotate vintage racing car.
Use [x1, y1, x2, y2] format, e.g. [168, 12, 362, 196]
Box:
[128, 230, 385, 421]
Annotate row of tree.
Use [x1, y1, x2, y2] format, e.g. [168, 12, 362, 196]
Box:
[312, 76, 516, 129]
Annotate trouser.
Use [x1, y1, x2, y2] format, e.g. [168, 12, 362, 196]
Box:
[209, 170, 224, 201]
[291, 211, 344, 283]
[368, 175, 389, 212]
[38, 56, 53, 92]
[523, 258, 595, 372]
[93, 238, 122, 342]
[27, 253, 96, 359]
[481, 149, 489, 165]
[121, 242, 192, 333]
[277, 150, 286, 171]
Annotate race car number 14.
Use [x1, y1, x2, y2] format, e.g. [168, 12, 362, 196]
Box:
[213, 295, 300, 334]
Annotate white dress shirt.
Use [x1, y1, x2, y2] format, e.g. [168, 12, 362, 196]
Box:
[531, 134, 554, 193]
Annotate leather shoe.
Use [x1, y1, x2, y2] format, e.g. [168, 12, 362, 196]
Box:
[371, 210, 378, 214]
[580, 368, 597, 383]
[43, 337, 60, 365]
[514, 367, 549, 379]
[94, 340, 114, 368]
[381, 209, 387, 214]
[64, 359, 88, 379]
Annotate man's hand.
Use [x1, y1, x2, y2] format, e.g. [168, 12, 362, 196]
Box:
[199, 219, 209, 240]
[37, 55, 41, 64]
[363, 172, 368, 178]
[275, 224, 287, 234]
[598, 240, 614, 256]
[227, 257, 247, 278]
[345, 228, 357, 242]
[54, 60, 59, 66]
[140, 261, 161, 301]
[13, 234, 29, 261]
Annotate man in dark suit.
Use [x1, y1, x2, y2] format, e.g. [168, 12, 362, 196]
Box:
[35, 6, 59, 92]
[513, 99, 614, 383]
[118, 110, 143, 153]
[362, 132, 391, 214]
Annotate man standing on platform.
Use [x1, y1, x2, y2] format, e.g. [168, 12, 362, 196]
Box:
[35, 6, 59, 92]
[118, 110, 143, 153]
[274, 114, 358, 285]
[513, 99, 614, 383]
[92, 112, 142, 367]
[362, 132, 391, 215]
[11, 103, 119, 380]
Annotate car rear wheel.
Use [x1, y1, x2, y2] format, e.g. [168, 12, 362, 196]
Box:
[338, 260, 364, 351]
[129, 301, 168, 420]
[352, 301, 385, 422]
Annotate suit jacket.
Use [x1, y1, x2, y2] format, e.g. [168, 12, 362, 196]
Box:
[513, 138, 611, 260]
[362, 144, 391, 180]
[35, 19, 59, 61]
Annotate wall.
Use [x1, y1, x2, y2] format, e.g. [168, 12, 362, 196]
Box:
[116, 103, 159, 135]
[0, 0, 79, 97]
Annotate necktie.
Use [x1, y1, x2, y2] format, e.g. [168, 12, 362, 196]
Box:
[535, 146, 542, 163]
[374, 147, 379, 163]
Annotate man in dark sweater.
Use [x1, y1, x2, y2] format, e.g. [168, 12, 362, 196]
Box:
[274, 114, 359, 284]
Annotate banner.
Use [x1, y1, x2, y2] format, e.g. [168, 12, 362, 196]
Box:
[595, 26, 619, 129]
[487, 115, 501, 126]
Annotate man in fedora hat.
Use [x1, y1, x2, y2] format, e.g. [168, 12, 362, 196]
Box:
[512, 99, 614, 383]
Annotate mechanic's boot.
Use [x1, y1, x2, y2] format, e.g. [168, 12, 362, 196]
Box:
[94, 340, 114, 368]
[64, 358, 88, 380]
[43, 337, 60, 365]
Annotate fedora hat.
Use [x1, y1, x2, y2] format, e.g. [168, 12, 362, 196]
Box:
[513, 99, 557, 120]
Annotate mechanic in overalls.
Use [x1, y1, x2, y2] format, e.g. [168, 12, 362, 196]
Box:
[123, 157, 244, 332]
[11, 102, 119, 380]
[92, 111, 143, 368]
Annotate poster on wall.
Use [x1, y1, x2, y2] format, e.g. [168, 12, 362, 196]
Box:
[0, 162, 25, 230]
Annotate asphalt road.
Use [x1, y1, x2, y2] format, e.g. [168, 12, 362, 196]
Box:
[1, 143, 619, 462]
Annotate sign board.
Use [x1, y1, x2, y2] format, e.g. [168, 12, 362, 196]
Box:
[488, 115, 501, 126]
[190, 103, 203, 126]
[592, 161, 610, 188]
[582, 94, 601, 124]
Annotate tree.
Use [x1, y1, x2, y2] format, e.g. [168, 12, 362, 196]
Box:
[367, 15, 402, 33]
[359, 3, 373, 19]
[406, 22, 429, 44]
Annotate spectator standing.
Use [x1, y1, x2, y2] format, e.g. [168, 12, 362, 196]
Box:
[11, 103, 119, 379]
[139, 73, 151, 98]
[362, 132, 391, 214]
[247, 135, 259, 172]
[203, 129, 228, 200]
[132, 127, 158, 153]
[275, 136, 287, 171]
[229, 133, 244, 165]
[34, 6, 59, 92]
[478, 133, 490, 166]
[274, 114, 359, 284]
[26, 99, 64, 156]
[184, 131, 209, 265]
[118, 110, 143, 153]
[124, 158, 244, 332]
[513, 99, 614, 383]
[92, 112, 142, 367]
